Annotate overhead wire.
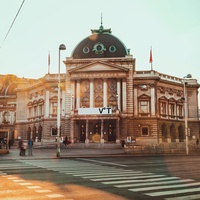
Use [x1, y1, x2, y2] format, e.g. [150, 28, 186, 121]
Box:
[0, 0, 26, 49]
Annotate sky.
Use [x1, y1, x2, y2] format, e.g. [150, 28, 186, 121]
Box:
[0, 0, 200, 83]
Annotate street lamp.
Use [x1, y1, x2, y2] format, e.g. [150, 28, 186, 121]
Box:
[57, 44, 66, 157]
[183, 74, 192, 155]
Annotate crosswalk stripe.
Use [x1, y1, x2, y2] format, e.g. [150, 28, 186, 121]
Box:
[74, 171, 149, 177]
[102, 177, 179, 184]
[146, 187, 200, 197]
[94, 174, 165, 182]
[165, 194, 200, 200]
[129, 182, 200, 192]
[115, 179, 194, 188]
[82, 172, 154, 179]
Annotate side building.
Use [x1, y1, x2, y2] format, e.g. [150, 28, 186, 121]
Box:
[0, 24, 199, 151]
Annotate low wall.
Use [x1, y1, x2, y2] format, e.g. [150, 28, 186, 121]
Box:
[124, 142, 200, 154]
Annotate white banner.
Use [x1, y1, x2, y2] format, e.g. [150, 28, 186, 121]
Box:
[78, 107, 112, 115]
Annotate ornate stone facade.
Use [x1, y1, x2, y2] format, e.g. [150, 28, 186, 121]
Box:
[0, 25, 199, 149]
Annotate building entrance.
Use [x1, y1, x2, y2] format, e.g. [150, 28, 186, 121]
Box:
[107, 122, 116, 141]
[80, 123, 86, 142]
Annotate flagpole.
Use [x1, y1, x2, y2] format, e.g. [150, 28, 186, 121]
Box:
[149, 46, 153, 71]
[48, 51, 50, 74]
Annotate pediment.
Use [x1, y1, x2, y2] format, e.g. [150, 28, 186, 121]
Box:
[68, 61, 128, 74]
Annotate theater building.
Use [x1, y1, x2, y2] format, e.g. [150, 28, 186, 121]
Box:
[0, 24, 199, 149]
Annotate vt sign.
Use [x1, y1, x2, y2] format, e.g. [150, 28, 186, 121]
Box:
[78, 107, 112, 115]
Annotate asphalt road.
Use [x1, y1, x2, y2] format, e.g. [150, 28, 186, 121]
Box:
[1, 155, 200, 200]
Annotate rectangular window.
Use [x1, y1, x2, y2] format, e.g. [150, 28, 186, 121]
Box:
[34, 106, 37, 117]
[139, 100, 149, 113]
[161, 102, 167, 115]
[178, 105, 183, 117]
[169, 103, 175, 116]
[52, 102, 57, 115]
[39, 104, 43, 116]
[28, 107, 31, 118]
[141, 127, 149, 136]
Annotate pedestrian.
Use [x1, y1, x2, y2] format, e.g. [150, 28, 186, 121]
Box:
[28, 139, 33, 155]
[19, 140, 25, 156]
[8, 139, 13, 149]
[196, 138, 199, 146]
[63, 136, 68, 146]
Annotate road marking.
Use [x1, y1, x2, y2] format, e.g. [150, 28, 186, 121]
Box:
[101, 176, 179, 184]
[165, 194, 200, 200]
[7, 177, 18, 179]
[146, 187, 200, 197]
[83, 172, 154, 179]
[19, 182, 33, 186]
[94, 174, 165, 182]
[35, 189, 52, 193]
[13, 179, 25, 182]
[46, 194, 64, 198]
[129, 182, 200, 192]
[77, 158, 128, 167]
[27, 186, 41, 189]
[75, 171, 147, 177]
[115, 179, 194, 188]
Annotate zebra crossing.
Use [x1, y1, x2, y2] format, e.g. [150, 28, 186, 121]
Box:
[19, 159, 200, 200]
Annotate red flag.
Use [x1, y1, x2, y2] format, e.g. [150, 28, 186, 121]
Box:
[149, 47, 153, 63]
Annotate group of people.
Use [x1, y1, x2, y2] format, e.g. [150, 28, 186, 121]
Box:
[19, 139, 33, 156]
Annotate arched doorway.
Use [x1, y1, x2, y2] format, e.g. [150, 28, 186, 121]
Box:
[32, 126, 36, 141]
[178, 126, 184, 142]
[170, 124, 176, 142]
[27, 127, 31, 140]
[161, 124, 168, 142]
[38, 125, 42, 142]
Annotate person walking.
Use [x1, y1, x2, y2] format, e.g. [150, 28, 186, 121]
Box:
[28, 139, 33, 156]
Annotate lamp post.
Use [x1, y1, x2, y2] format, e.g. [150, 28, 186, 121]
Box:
[183, 74, 192, 155]
[57, 44, 66, 157]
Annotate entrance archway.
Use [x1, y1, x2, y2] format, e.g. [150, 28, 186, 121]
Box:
[178, 126, 184, 142]
[161, 124, 168, 142]
[170, 124, 176, 142]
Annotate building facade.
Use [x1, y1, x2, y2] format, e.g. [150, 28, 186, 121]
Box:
[0, 24, 199, 149]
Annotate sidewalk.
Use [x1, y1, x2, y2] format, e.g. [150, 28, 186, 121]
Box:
[0, 146, 126, 160]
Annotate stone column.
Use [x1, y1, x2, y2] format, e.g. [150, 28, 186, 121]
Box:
[45, 90, 50, 117]
[90, 79, 94, 108]
[117, 79, 121, 110]
[103, 79, 107, 107]
[76, 80, 80, 109]
[71, 81, 75, 112]
[151, 86, 155, 116]
[134, 86, 138, 116]
[116, 118, 120, 143]
[122, 79, 127, 112]
[100, 119, 104, 143]
[71, 119, 74, 143]
[85, 120, 89, 143]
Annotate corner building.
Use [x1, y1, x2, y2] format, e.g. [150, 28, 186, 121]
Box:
[64, 24, 200, 146]
[0, 24, 199, 150]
